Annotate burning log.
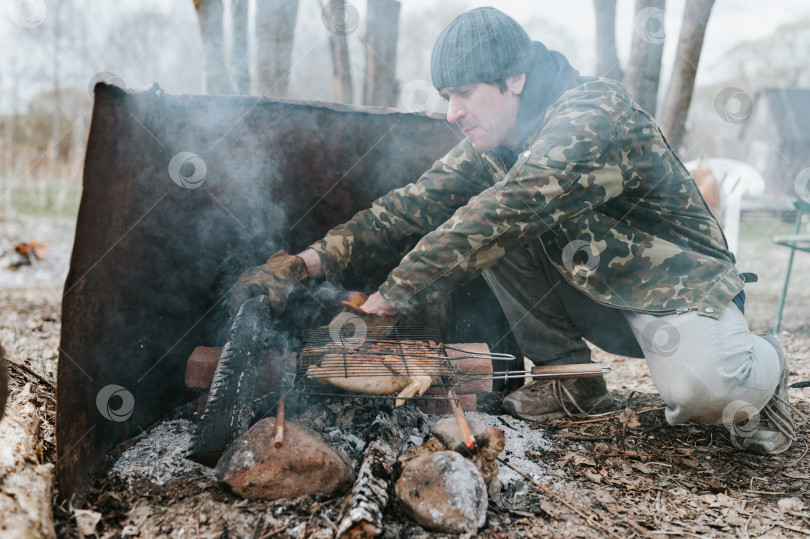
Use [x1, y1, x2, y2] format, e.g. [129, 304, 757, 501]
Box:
[188, 295, 272, 463]
[336, 407, 404, 538]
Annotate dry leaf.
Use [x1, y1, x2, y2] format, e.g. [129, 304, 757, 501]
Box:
[557, 452, 574, 466]
[594, 442, 610, 453]
[723, 509, 748, 527]
[594, 488, 618, 505]
[618, 407, 640, 429]
[778, 497, 805, 513]
[539, 499, 565, 518]
[74, 509, 101, 537]
[632, 462, 654, 474]
[583, 470, 603, 483]
[782, 470, 810, 479]
[572, 454, 596, 467]
[716, 493, 733, 506]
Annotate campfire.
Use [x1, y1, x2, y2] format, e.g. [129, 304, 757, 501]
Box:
[109, 390, 553, 536]
[104, 317, 563, 535]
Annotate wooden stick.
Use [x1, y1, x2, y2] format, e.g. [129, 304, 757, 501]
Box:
[530, 363, 609, 379]
[274, 394, 286, 448]
[447, 386, 474, 451]
[562, 406, 666, 425]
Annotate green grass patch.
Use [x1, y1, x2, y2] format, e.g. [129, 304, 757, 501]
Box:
[2, 177, 82, 219]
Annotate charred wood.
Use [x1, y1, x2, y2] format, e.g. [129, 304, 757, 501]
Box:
[188, 295, 271, 463]
[336, 407, 404, 537]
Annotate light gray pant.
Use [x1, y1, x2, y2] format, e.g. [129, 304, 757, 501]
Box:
[484, 239, 781, 426]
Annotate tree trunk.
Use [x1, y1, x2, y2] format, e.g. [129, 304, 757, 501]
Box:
[194, 0, 233, 95]
[364, 0, 400, 107]
[660, 0, 715, 153]
[255, 0, 299, 97]
[324, 0, 354, 103]
[49, 0, 62, 179]
[624, 0, 666, 115]
[593, 0, 624, 81]
[232, 0, 250, 94]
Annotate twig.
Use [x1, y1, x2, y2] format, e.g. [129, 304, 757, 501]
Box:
[6, 358, 55, 390]
[773, 521, 810, 535]
[639, 423, 668, 436]
[258, 524, 289, 539]
[497, 458, 622, 539]
[598, 452, 683, 459]
[787, 440, 809, 466]
[274, 394, 286, 448]
[552, 433, 613, 442]
[562, 406, 666, 425]
[743, 508, 754, 539]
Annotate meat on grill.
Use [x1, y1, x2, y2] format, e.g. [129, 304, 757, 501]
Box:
[305, 341, 440, 407]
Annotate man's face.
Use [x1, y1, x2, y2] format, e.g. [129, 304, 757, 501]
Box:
[439, 76, 524, 153]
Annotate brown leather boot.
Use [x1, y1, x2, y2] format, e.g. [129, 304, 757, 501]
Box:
[502, 375, 613, 421]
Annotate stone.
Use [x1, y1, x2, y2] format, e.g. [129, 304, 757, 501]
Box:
[215, 418, 355, 500]
[431, 419, 506, 496]
[395, 451, 487, 533]
[431, 416, 491, 454]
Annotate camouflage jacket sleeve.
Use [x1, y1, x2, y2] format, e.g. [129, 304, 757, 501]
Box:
[307, 139, 491, 283]
[379, 80, 742, 317]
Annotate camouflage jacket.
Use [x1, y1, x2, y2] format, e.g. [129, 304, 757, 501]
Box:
[309, 78, 744, 319]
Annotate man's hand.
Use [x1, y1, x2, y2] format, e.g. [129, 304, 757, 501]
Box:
[327, 291, 399, 342]
[226, 250, 309, 319]
[353, 291, 398, 317]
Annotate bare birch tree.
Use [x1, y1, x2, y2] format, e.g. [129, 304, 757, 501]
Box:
[231, 0, 250, 94]
[624, 0, 666, 115]
[323, 0, 355, 103]
[194, 0, 233, 94]
[255, 0, 299, 97]
[593, 0, 624, 81]
[660, 0, 715, 152]
[364, 0, 400, 107]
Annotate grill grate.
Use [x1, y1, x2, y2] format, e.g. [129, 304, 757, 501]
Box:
[295, 326, 459, 399]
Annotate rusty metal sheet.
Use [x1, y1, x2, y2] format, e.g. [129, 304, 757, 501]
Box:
[56, 83, 518, 502]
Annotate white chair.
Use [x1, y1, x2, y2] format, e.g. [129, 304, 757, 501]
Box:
[683, 158, 766, 260]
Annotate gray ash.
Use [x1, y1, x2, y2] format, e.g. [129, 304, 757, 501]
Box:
[109, 419, 217, 486]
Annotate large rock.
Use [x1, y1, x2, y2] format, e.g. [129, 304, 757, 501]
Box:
[431, 416, 491, 454]
[418, 418, 506, 496]
[395, 451, 487, 533]
[215, 418, 355, 500]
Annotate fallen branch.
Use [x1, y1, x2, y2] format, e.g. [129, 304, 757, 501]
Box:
[561, 406, 666, 425]
[336, 408, 404, 538]
[6, 357, 55, 391]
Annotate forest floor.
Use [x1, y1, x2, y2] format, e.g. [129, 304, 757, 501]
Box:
[2, 209, 810, 538]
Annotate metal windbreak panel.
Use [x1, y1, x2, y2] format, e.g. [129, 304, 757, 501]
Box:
[56, 83, 462, 502]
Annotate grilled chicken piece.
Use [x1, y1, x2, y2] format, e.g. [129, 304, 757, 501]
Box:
[305, 343, 439, 407]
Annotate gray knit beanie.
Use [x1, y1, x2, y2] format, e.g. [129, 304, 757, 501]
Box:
[430, 7, 535, 90]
